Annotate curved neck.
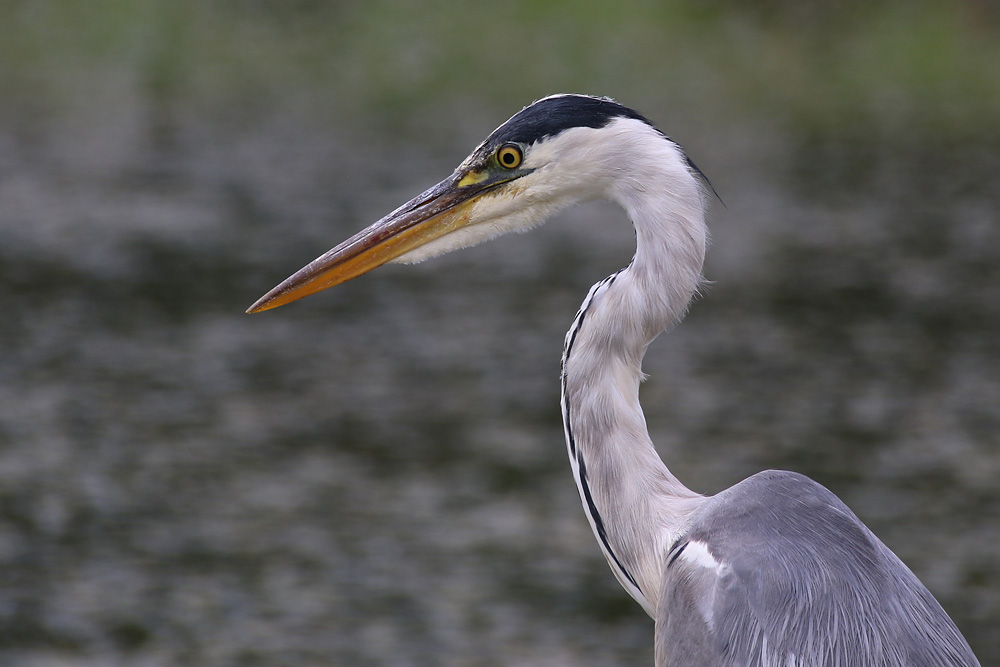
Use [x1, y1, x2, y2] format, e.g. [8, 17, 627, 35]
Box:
[560, 139, 708, 616]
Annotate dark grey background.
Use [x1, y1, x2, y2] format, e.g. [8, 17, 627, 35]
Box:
[1, 2, 998, 664]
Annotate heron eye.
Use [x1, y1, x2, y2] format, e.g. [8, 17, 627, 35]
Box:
[497, 144, 523, 169]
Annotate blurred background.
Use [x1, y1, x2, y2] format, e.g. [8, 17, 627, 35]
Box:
[1, 0, 999, 665]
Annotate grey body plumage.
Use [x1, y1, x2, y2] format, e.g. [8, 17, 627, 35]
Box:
[660, 471, 975, 665]
[250, 94, 980, 666]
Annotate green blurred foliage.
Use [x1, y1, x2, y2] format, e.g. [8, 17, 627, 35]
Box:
[2, 0, 998, 142]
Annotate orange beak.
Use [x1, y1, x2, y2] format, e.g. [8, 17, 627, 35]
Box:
[247, 168, 506, 314]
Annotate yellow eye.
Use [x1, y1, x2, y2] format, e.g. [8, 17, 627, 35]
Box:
[497, 143, 523, 169]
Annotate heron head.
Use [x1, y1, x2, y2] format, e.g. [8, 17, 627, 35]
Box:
[247, 94, 694, 313]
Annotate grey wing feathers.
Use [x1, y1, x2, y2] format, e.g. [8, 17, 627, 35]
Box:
[657, 470, 979, 667]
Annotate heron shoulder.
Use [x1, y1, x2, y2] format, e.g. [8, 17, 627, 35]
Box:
[656, 470, 980, 666]
[684, 469, 875, 561]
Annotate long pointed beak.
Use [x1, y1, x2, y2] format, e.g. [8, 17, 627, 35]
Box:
[247, 169, 502, 313]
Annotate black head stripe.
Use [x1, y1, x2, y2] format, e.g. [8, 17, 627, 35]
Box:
[486, 95, 654, 148]
[475, 94, 721, 201]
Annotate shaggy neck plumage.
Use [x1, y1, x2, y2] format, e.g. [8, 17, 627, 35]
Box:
[560, 133, 709, 617]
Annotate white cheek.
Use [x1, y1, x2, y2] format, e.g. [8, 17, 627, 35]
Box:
[390, 188, 565, 265]
[391, 117, 676, 265]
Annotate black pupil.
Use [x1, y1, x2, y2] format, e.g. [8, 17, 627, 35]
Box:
[502, 149, 517, 165]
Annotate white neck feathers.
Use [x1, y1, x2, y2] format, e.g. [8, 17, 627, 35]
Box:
[560, 119, 709, 615]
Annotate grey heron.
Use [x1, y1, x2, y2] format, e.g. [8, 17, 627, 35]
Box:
[248, 94, 979, 666]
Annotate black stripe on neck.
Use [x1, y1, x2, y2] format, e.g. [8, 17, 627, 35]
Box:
[560, 270, 641, 596]
[576, 453, 642, 593]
